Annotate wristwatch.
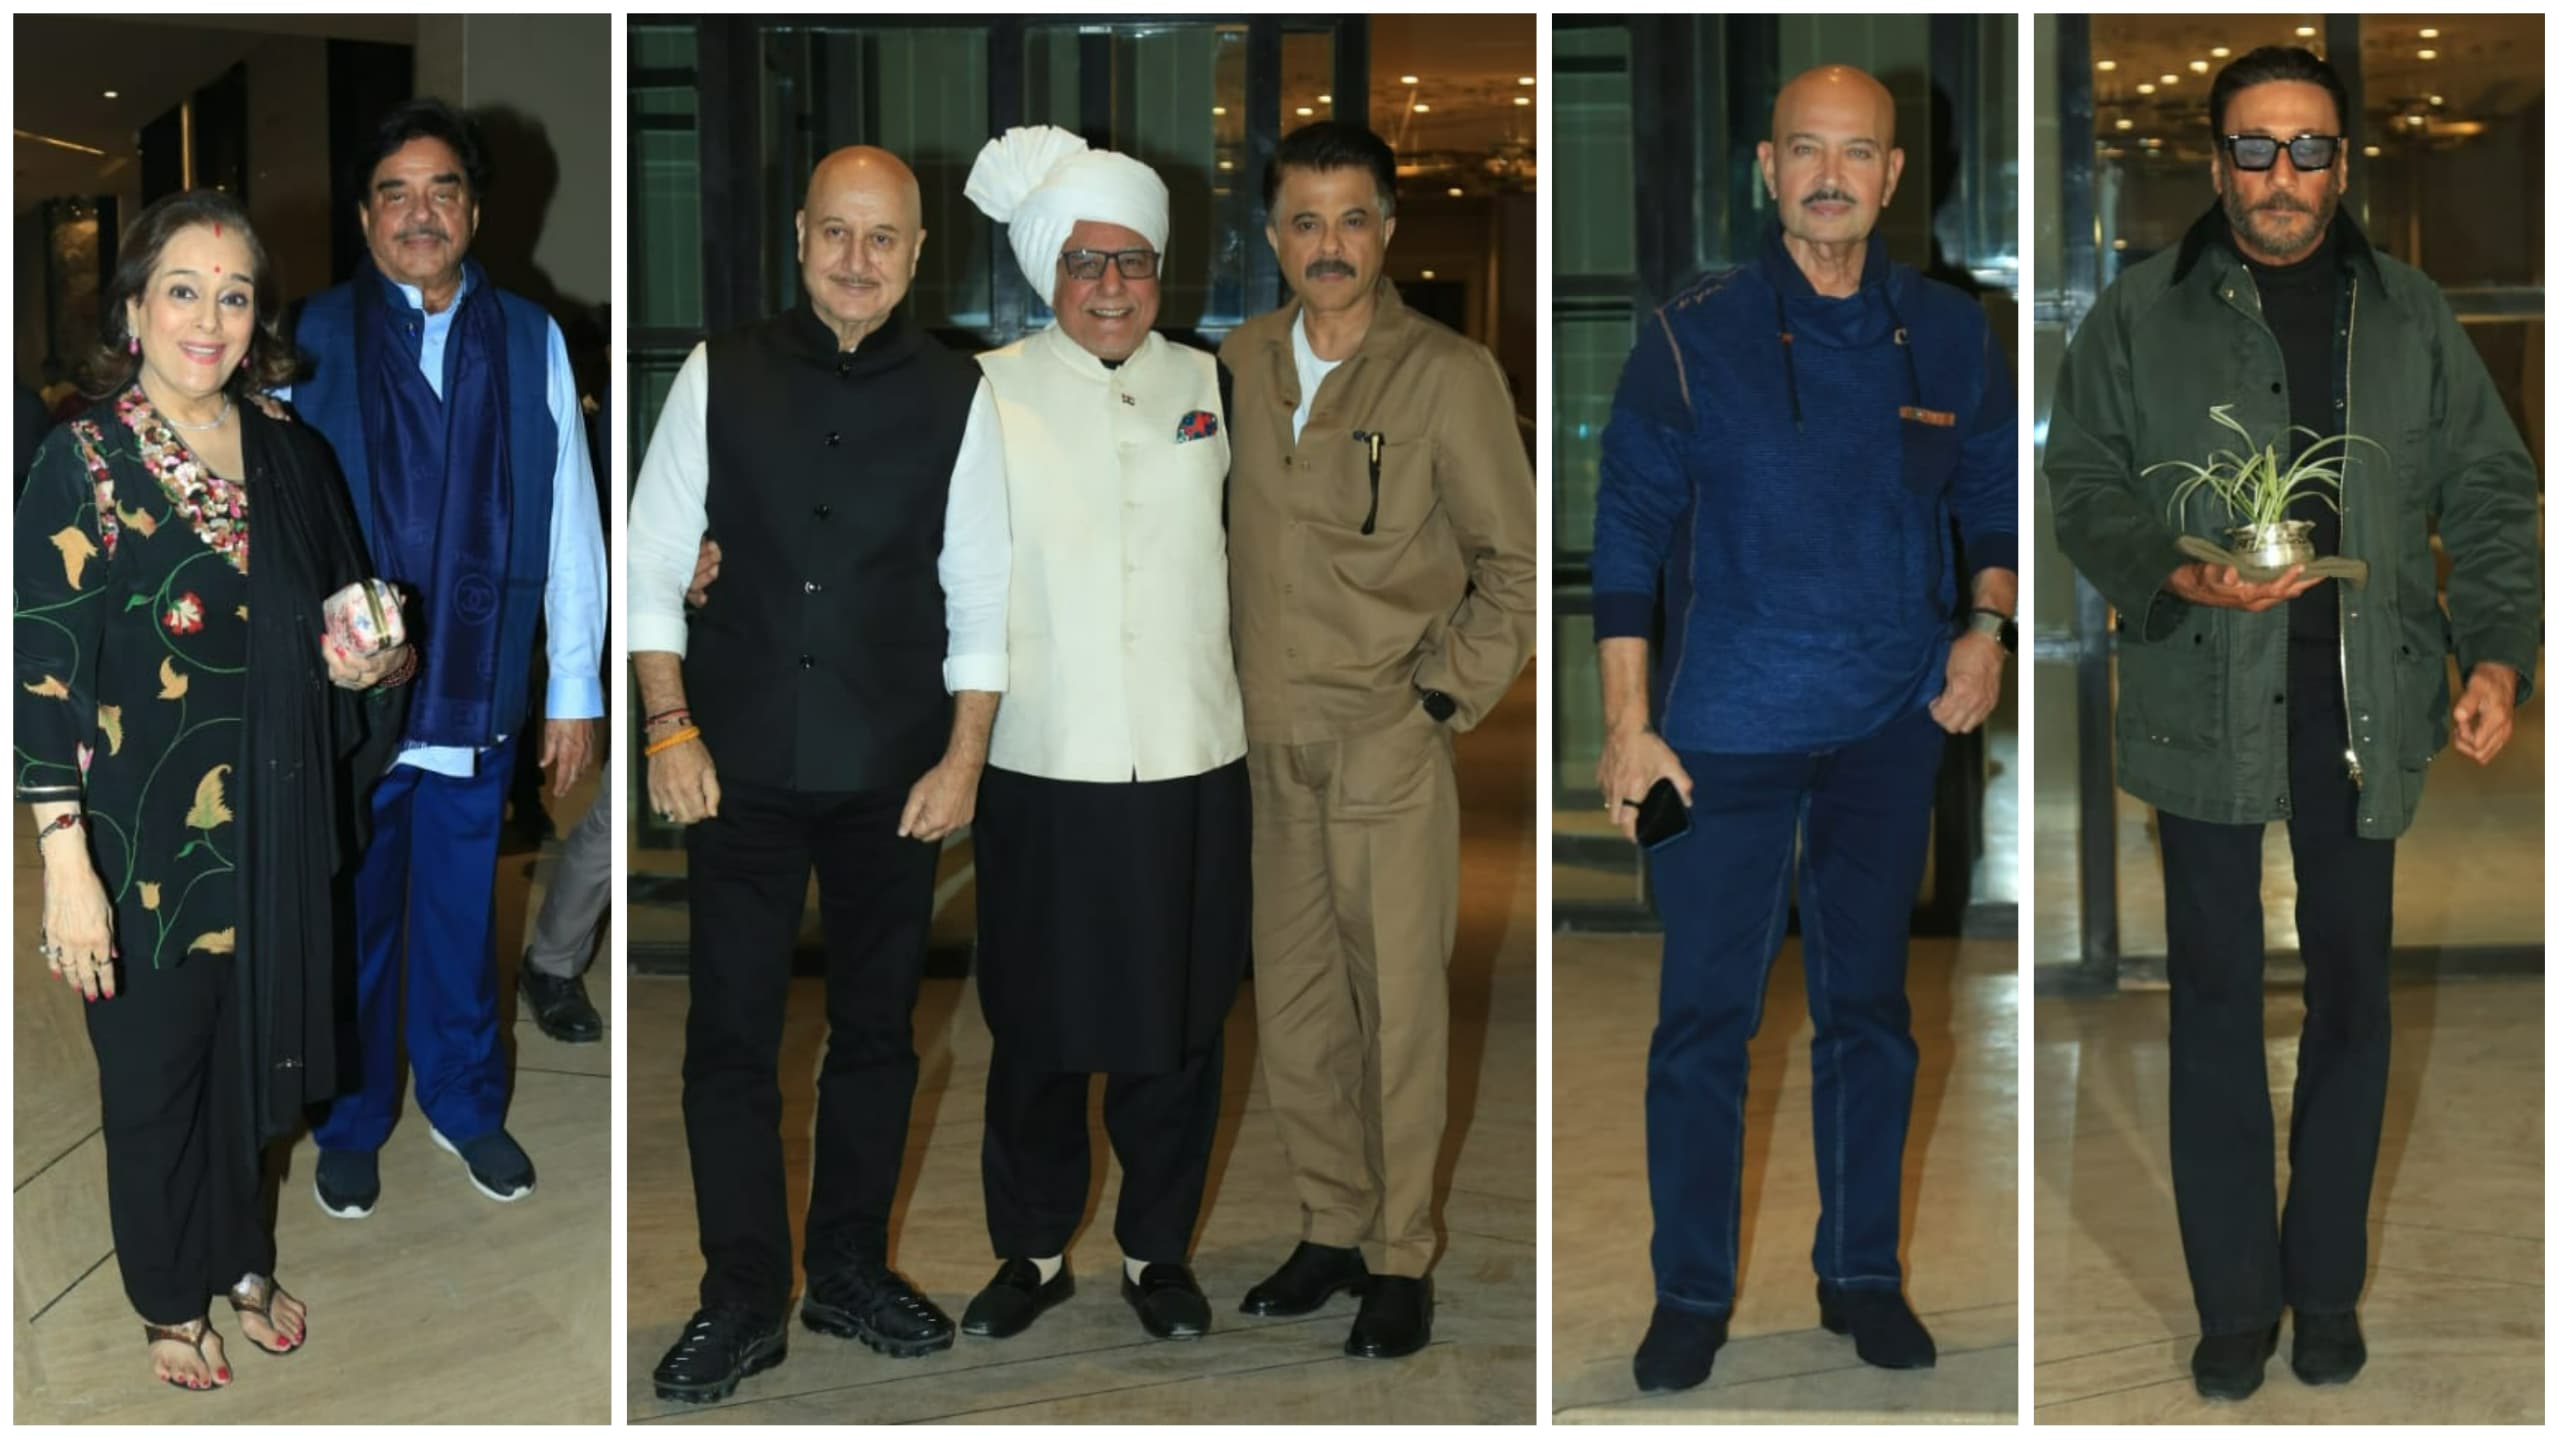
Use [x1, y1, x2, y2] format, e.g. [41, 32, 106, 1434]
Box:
[1967, 608, 2017, 656]
[1420, 688, 1457, 723]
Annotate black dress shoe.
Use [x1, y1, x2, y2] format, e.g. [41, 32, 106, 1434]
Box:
[1632, 1304, 1729, 1392]
[1120, 1263, 1210, 1340]
[1817, 1282, 1936, 1369]
[1239, 1241, 1371, 1317]
[962, 1259, 1074, 1339]
[519, 965, 603, 1044]
[2191, 1323, 2279, 1401]
[1343, 1275, 1433, 1359]
[653, 1305, 787, 1404]
[2290, 1311, 2365, 1386]
[801, 1258, 955, 1358]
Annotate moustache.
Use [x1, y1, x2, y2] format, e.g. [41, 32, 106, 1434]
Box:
[827, 275, 881, 288]
[2253, 194, 2314, 215]
[1801, 188, 1857, 208]
[397, 226, 449, 243]
[1304, 259, 1358, 281]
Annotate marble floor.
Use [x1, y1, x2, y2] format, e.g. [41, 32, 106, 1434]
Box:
[624, 673, 1537, 1424]
[1551, 933, 2020, 1424]
[13, 782, 612, 1424]
[2034, 977, 2543, 1422]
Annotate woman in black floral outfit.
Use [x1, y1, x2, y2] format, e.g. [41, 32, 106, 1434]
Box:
[14, 191, 410, 1392]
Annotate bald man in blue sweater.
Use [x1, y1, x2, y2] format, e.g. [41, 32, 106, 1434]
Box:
[1592, 65, 2018, 1393]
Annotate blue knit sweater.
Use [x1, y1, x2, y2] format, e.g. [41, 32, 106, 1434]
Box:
[1592, 223, 2018, 754]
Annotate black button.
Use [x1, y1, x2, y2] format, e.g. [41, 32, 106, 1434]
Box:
[835, 355, 852, 377]
[825, 431, 842, 447]
[2274, 692, 2285, 704]
[813, 504, 833, 519]
[2270, 382, 2282, 394]
[798, 654, 814, 668]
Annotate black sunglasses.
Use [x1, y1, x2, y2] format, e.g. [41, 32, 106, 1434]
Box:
[2221, 134, 2345, 172]
[1059, 248, 1160, 281]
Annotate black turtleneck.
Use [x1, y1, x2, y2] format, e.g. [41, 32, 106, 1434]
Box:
[2237, 222, 2341, 648]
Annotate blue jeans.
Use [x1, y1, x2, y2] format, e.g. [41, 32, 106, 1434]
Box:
[1645, 705, 1943, 1316]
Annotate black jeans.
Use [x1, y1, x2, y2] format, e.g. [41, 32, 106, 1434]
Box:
[2158, 650, 2394, 1335]
[681, 779, 939, 1319]
[979, 1036, 1226, 1265]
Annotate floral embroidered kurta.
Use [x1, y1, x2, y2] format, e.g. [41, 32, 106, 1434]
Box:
[15, 387, 264, 967]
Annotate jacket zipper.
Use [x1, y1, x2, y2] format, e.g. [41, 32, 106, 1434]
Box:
[2336, 278, 2363, 790]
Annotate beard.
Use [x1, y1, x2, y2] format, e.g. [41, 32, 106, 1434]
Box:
[2223, 183, 2337, 261]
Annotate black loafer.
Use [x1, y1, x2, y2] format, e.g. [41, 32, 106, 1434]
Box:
[2192, 1322, 2280, 1401]
[1120, 1263, 1210, 1340]
[1633, 1303, 1728, 1392]
[802, 1257, 954, 1358]
[519, 965, 603, 1044]
[1817, 1282, 1936, 1369]
[1239, 1241, 1371, 1317]
[1344, 1274, 1433, 1359]
[653, 1305, 787, 1404]
[962, 1259, 1074, 1339]
[2290, 1311, 2365, 1387]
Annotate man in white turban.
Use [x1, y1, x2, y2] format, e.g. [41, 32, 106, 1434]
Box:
[951, 126, 1249, 1345]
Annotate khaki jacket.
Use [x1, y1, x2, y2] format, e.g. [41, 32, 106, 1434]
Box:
[1221, 281, 1537, 744]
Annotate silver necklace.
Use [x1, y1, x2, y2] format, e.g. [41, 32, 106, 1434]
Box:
[163, 395, 232, 433]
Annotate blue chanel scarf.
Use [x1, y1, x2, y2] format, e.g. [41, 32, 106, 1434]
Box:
[351, 257, 514, 747]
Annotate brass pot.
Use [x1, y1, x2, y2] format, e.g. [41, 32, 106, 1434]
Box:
[2226, 520, 2316, 572]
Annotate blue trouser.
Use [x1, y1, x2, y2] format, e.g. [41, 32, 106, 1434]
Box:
[1645, 704, 1944, 1316]
[314, 756, 515, 1152]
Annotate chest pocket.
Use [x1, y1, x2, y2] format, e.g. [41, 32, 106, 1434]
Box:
[1895, 332, 1964, 500]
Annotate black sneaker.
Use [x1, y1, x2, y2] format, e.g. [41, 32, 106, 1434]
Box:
[519, 965, 603, 1044]
[2289, 1311, 2366, 1387]
[653, 1305, 786, 1404]
[429, 1126, 536, 1202]
[312, 1148, 380, 1220]
[2192, 1322, 2280, 1401]
[802, 1257, 954, 1358]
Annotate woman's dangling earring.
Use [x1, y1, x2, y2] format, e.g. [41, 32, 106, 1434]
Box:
[128, 335, 139, 356]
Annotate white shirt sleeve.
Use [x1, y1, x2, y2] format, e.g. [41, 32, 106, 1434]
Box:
[539, 319, 606, 720]
[626, 343, 711, 657]
[939, 377, 1010, 693]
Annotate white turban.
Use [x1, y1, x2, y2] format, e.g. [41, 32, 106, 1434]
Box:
[964, 125, 1169, 308]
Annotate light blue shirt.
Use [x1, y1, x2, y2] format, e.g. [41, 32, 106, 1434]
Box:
[284, 271, 607, 775]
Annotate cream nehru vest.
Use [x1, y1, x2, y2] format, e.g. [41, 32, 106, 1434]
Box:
[978, 325, 1246, 783]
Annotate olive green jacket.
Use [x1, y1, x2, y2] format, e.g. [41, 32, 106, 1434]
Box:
[2046, 207, 2539, 838]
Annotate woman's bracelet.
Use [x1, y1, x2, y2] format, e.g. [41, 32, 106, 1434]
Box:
[35, 812, 84, 840]
[645, 706, 692, 731]
[643, 725, 702, 757]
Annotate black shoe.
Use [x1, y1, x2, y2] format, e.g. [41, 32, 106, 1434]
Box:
[429, 1125, 536, 1202]
[2191, 1323, 2280, 1401]
[1239, 1241, 1371, 1317]
[2290, 1311, 2365, 1387]
[802, 1257, 955, 1358]
[1632, 1304, 1729, 1393]
[1119, 1263, 1210, 1340]
[519, 965, 603, 1044]
[653, 1305, 786, 1404]
[961, 1260, 1074, 1339]
[312, 1148, 379, 1220]
[1343, 1275, 1433, 1359]
[1817, 1282, 1937, 1369]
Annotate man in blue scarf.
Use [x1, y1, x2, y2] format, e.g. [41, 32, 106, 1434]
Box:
[287, 99, 607, 1216]
[1592, 64, 2017, 1392]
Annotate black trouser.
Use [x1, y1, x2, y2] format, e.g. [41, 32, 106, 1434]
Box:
[979, 1035, 1226, 1265]
[2158, 648, 2394, 1336]
[88, 949, 275, 1324]
[682, 778, 939, 1319]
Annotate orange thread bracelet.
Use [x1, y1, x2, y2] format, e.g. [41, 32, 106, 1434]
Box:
[644, 725, 702, 757]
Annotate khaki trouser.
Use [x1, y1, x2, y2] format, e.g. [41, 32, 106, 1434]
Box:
[1245, 708, 1459, 1278]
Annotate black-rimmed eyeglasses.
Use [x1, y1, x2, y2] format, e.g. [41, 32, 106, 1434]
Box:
[2221, 134, 2345, 172]
[1059, 248, 1160, 281]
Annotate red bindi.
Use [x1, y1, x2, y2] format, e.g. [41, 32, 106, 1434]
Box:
[213, 222, 222, 237]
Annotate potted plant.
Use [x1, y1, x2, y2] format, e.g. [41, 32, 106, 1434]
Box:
[2145, 404, 2380, 581]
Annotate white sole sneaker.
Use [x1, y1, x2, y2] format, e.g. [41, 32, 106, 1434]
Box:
[428, 1127, 535, 1203]
[312, 1173, 376, 1220]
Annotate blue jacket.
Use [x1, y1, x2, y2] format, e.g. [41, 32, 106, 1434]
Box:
[1593, 223, 2017, 754]
[291, 272, 559, 740]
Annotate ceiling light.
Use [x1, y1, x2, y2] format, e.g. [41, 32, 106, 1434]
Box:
[2363, 145, 2382, 156]
[1421, 268, 1436, 279]
[1318, 94, 1331, 104]
[1295, 106, 1313, 116]
[1211, 105, 1226, 116]
[2190, 60, 2209, 73]
[1413, 103, 1431, 113]
[1513, 96, 1530, 107]
[2097, 59, 2116, 71]
[2420, 27, 2439, 39]
[1399, 74, 1419, 86]
[2429, 94, 2444, 105]
[15, 128, 107, 156]
[2137, 83, 2155, 94]
[2211, 46, 2231, 58]
[2417, 48, 2437, 60]
[1447, 187, 1463, 197]
[1217, 160, 1234, 171]
[101, 89, 119, 99]
[2115, 118, 2134, 130]
[2296, 26, 2315, 37]
[2161, 74, 2178, 84]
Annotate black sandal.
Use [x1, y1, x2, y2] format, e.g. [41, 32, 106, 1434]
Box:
[228, 1274, 305, 1355]
[142, 1316, 226, 1391]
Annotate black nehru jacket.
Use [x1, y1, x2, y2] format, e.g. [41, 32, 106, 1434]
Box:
[690, 301, 981, 792]
[2238, 222, 2342, 650]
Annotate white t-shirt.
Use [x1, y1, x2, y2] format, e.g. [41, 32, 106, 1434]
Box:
[1290, 310, 1345, 443]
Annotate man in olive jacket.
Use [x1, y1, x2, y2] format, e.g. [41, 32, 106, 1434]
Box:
[2047, 47, 2538, 1404]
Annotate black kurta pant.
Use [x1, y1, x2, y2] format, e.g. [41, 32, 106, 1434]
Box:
[89, 948, 275, 1324]
[682, 779, 939, 1320]
[972, 760, 1250, 1263]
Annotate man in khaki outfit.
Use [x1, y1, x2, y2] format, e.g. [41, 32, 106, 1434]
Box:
[1220, 120, 1536, 1360]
